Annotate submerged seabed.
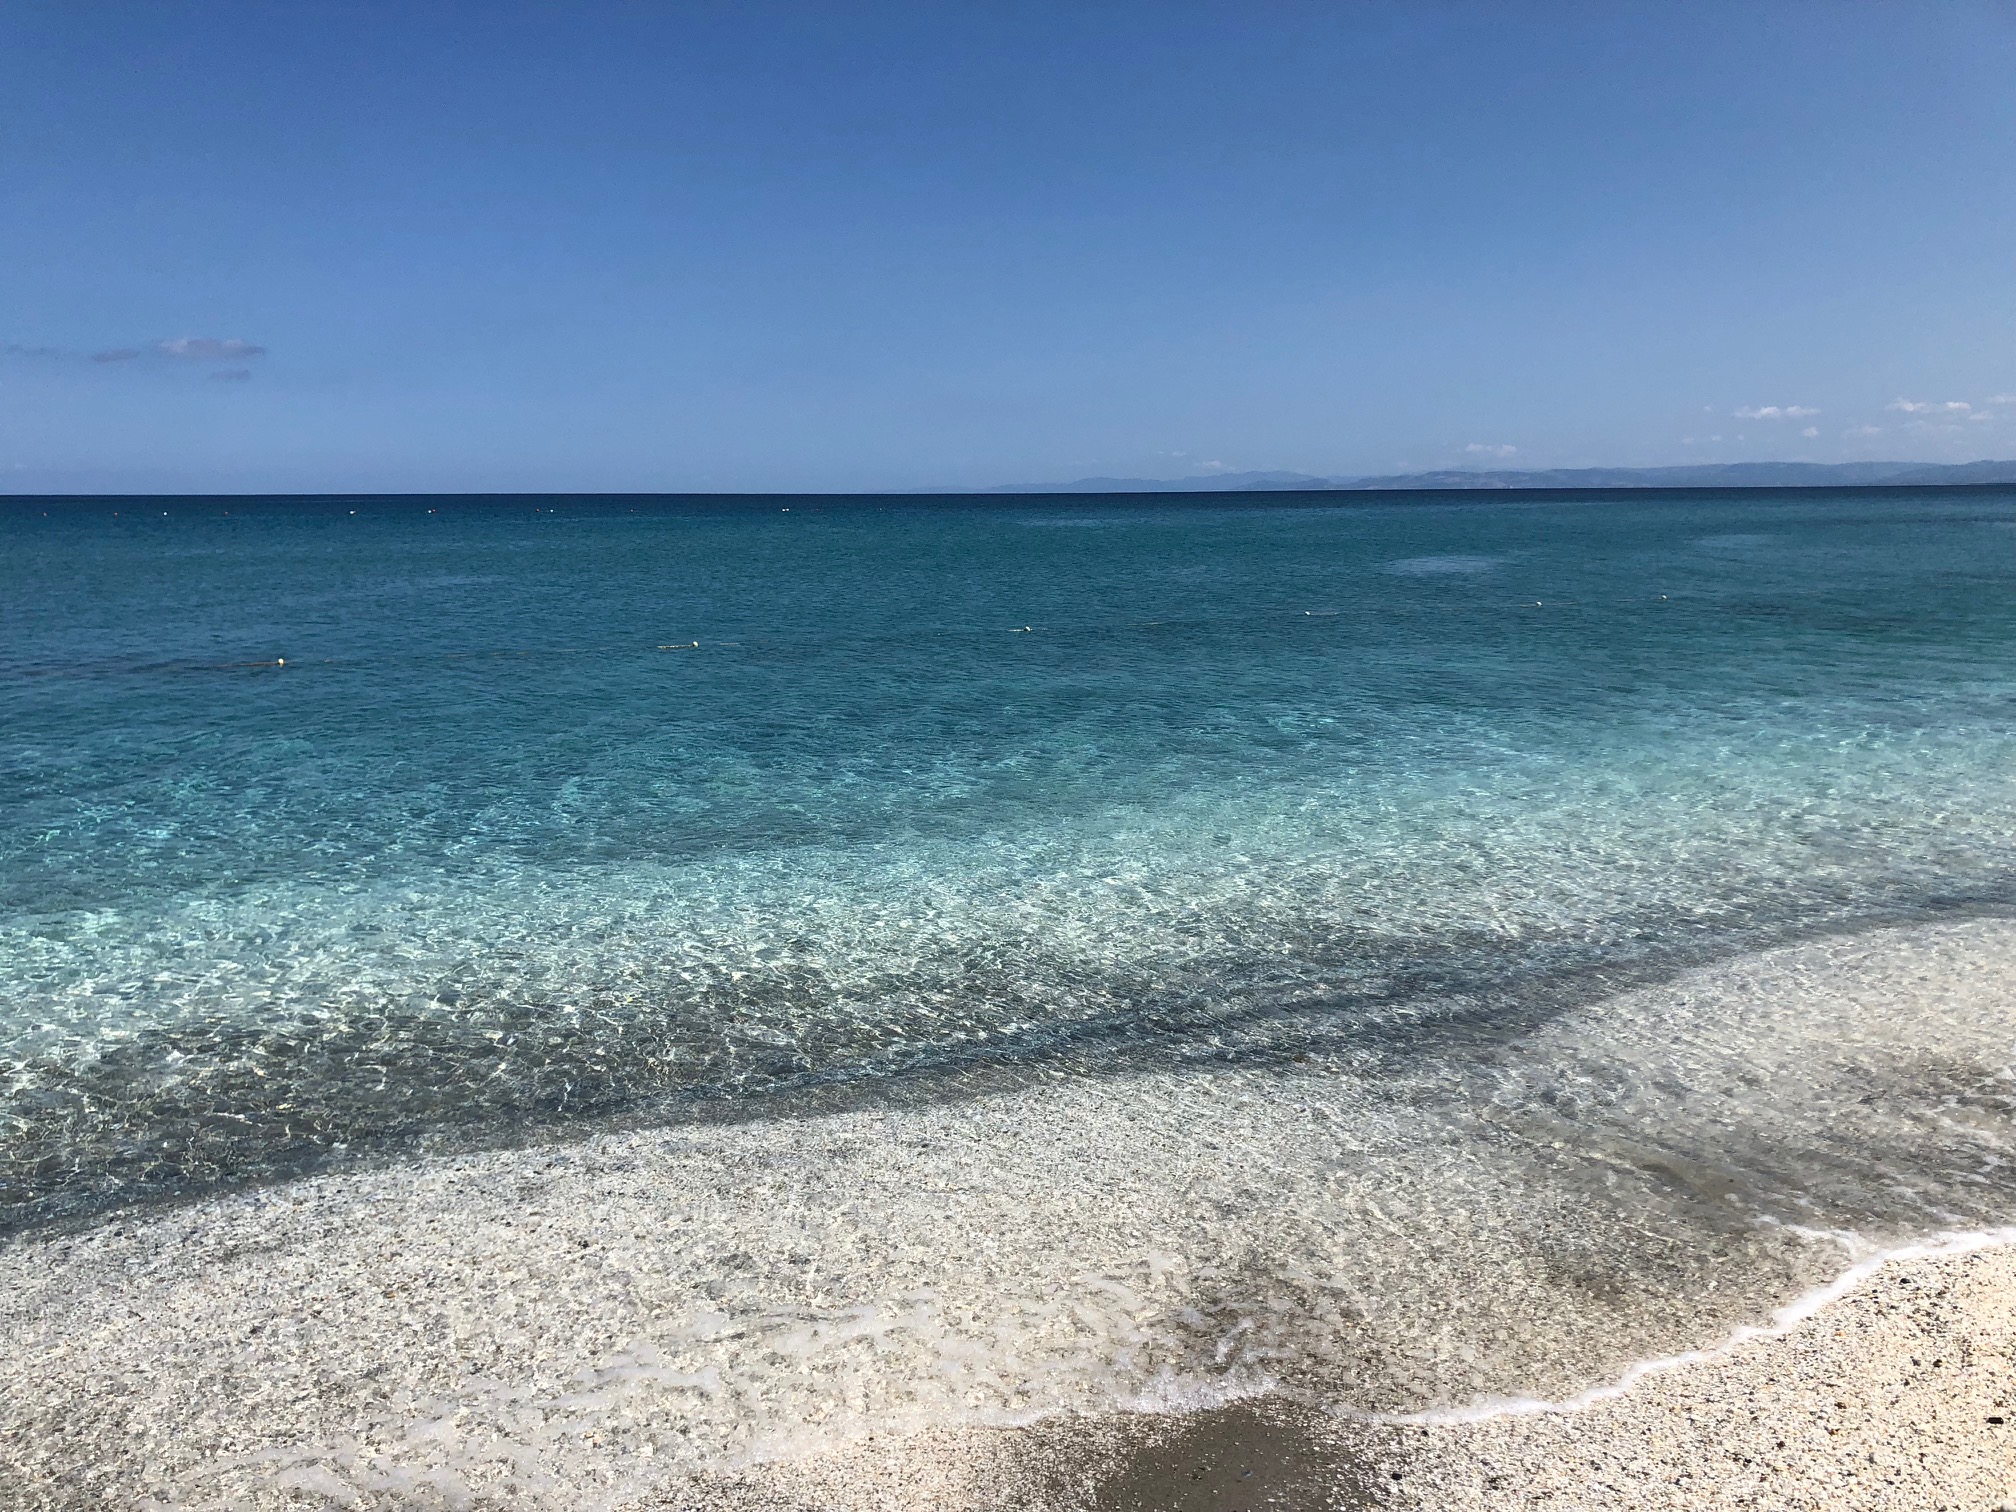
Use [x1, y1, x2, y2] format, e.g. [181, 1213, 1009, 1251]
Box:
[3, 489, 2016, 1494]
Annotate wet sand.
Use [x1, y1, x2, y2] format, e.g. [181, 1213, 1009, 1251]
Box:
[727, 1240, 2016, 1511]
[1380, 1238, 2016, 1510]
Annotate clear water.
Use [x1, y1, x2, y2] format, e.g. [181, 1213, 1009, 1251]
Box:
[6, 488, 2016, 1236]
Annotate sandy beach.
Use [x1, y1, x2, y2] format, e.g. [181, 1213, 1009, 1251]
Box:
[728, 1240, 2016, 1511]
[11, 1214, 2009, 1512]
[4, 917, 2015, 1510]
[1377, 1237, 2016, 1511]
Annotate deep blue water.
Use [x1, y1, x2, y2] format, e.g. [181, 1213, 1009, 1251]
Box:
[6, 488, 2016, 1231]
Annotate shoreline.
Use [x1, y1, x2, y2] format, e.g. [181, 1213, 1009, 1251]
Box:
[1378, 1223, 2016, 1427]
[5, 915, 2015, 1509]
[1377, 1237, 2016, 1509]
[732, 1239, 2016, 1511]
[12, 893, 2013, 1247]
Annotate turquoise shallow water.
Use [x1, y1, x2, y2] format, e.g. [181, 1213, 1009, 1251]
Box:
[5, 488, 2016, 1233]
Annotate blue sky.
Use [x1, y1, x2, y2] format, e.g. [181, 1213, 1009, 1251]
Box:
[4, 1, 2015, 493]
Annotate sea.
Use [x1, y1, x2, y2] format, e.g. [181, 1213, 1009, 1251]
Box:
[5, 487, 2016, 1494]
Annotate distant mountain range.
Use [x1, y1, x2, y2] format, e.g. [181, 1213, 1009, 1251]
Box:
[961, 459, 2016, 494]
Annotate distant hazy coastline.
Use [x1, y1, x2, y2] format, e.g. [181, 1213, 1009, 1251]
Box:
[957, 458, 2016, 494]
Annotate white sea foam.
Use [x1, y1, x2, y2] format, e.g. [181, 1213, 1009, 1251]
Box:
[1376, 1224, 2016, 1426]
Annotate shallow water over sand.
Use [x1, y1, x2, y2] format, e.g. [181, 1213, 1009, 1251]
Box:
[6, 490, 2016, 1232]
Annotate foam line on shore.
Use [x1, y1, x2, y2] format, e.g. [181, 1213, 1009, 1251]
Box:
[1373, 1223, 2016, 1426]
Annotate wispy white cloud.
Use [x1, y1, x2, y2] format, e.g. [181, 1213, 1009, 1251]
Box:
[1463, 442, 1517, 457]
[89, 336, 267, 364]
[1842, 425, 1883, 437]
[1732, 405, 1820, 420]
[158, 337, 266, 361]
[1800, 426, 1819, 438]
[1887, 397, 1972, 415]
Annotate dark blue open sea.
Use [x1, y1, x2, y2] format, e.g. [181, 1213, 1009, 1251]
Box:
[5, 489, 2016, 1499]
